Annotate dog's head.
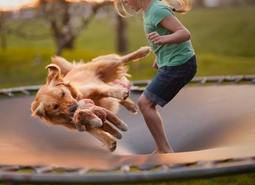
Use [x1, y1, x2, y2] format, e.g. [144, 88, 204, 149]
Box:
[31, 64, 81, 127]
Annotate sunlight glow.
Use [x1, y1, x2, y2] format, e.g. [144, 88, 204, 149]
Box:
[0, 0, 113, 12]
[0, 0, 38, 11]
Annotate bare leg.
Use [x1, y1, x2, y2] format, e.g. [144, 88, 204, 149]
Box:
[79, 85, 129, 100]
[138, 95, 173, 153]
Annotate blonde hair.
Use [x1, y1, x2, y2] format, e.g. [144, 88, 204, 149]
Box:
[114, 0, 192, 17]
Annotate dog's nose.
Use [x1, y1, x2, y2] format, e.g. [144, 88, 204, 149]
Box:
[68, 103, 78, 113]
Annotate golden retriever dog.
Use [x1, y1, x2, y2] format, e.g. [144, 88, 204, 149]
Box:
[31, 46, 151, 151]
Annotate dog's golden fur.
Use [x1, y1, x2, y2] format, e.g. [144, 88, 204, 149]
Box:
[31, 46, 151, 151]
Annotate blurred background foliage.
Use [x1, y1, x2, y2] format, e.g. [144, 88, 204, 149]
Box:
[0, 0, 254, 88]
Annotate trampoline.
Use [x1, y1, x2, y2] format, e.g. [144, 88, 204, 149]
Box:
[0, 76, 255, 184]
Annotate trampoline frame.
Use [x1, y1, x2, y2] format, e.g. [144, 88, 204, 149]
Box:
[1, 75, 255, 97]
[0, 157, 255, 184]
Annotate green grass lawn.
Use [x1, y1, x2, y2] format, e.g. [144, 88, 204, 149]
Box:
[122, 172, 255, 185]
[0, 6, 255, 88]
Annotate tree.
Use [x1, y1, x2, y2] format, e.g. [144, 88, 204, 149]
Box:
[193, 0, 205, 8]
[0, 0, 127, 55]
[39, 0, 111, 55]
[0, 12, 7, 50]
[116, 14, 128, 54]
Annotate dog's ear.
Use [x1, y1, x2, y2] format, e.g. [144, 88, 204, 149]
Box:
[31, 101, 45, 118]
[46, 64, 63, 85]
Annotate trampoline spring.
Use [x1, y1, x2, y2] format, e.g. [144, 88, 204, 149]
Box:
[226, 76, 243, 84]
[132, 80, 150, 87]
[56, 166, 85, 174]
[2, 91, 14, 97]
[77, 168, 89, 175]
[242, 157, 255, 164]
[251, 156, 255, 161]
[139, 164, 160, 171]
[0, 165, 20, 172]
[34, 166, 53, 174]
[139, 164, 170, 172]
[168, 161, 199, 169]
[234, 78, 243, 83]
[236, 75, 245, 82]
[190, 78, 201, 83]
[120, 165, 130, 173]
[200, 78, 208, 84]
[34, 166, 85, 174]
[212, 158, 235, 164]
[217, 78, 225, 84]
[130, 86, 145, 92]
[211, 157, 248, 165]
[51, 166, 73, 174]
[159, 165, 169, 171]
[62, 167, 84, 174]
[21, 90, 30, 96]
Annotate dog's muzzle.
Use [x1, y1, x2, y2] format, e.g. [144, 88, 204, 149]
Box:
[68, 103, 78, 114]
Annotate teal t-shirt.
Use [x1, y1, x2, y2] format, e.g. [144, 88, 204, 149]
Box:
[143, 0, 195, 68]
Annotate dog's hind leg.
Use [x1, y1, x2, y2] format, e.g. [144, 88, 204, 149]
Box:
[79, 85, 129, 101]
[89, 47, 151, 83]
[120, 98, 138, 113]
[88, 128, 117, 151]
[119, 46, 151, 64]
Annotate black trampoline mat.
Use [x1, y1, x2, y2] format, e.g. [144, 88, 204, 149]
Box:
[0, 85, 255, 170]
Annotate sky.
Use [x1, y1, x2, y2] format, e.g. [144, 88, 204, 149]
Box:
[0, 0, 112, 11]
[0, 0, 37, 11]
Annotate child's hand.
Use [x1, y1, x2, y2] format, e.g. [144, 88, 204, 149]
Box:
[147, 32, 167, 45]
[152, 59, 158, 69]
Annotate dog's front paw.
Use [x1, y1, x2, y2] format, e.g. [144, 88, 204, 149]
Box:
[107, 140, 117, 152]
[75, 123, 87, 132]
[119, 89, 129, 100]
[76, 93, 84, 101]
[110, 88, 129, 100]
[127, 103, 138, 113]
[73, 110, 103, 128]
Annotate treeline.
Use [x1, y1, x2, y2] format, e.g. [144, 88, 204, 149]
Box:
[0, 1, 128, 55]
[193, 0, 255, 7]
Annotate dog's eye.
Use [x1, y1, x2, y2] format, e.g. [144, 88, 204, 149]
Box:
[61, 91, 65, 97]
[53, 104, 59, 110]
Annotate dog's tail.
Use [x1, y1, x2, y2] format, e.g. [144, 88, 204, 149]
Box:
[120, 46, 151, 64]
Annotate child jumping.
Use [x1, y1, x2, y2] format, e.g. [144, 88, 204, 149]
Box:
[114, 0, 197, 153]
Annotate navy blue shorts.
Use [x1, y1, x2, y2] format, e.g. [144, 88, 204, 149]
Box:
[144, 55, 197, 107]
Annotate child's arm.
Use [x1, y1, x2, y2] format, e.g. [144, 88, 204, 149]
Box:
[147, 16, 190, 45]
